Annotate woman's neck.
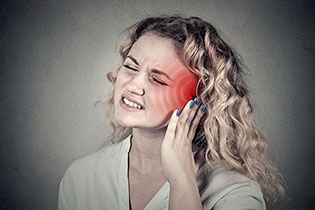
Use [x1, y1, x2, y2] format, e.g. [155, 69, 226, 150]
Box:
[129, 127, 166, 175]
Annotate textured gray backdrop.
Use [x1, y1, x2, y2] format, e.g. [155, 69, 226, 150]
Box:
[1, 0, 314, 209]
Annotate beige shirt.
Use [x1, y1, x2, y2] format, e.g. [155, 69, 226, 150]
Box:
[58, 136, 266, 210]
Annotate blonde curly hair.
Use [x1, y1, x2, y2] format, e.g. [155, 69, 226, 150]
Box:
[99, 15, 285, 208]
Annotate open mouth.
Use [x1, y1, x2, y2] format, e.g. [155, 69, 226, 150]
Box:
[122, 97, 145, 110]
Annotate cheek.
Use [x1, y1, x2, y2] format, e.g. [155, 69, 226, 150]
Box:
[113, 82, 120, 104]
[114, 72, 127, 101]
[152, 71, 198, 116]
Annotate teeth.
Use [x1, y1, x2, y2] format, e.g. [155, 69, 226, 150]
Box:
[123, 97, 142, 109]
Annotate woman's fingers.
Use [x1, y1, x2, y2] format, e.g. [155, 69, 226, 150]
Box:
[184, 98, 202, 138]
[173, 98, 205, 145]
[177, 100, 194, 129]
[164, 109, 180, 143]
[174, 100, 194, 144]
[188, 104, 206, 140]
[166, 97, 206, 146]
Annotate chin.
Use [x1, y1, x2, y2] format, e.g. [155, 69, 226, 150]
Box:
[115, 116, 166, 130]
[114, 111, 141, 128]
[113, 107, 173, 129]
[154, 111, 173, 128]
[114, 112, 132, 127]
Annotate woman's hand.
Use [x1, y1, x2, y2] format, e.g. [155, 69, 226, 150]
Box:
[161, 98, 206, 210]
[161, 97, 206, 186]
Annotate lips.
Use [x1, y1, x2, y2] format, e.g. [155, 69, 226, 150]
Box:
[120, 94, 145, 110]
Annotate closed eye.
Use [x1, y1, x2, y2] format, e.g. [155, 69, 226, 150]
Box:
[123, 64, 168, 86]
[152, 77, 168, 86]
[123, 64, 138, 71]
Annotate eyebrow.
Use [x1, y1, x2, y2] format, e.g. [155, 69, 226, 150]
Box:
[126, 55, 173, 81]
[151, 69, 173, 81]
[127, 55, 139, 66]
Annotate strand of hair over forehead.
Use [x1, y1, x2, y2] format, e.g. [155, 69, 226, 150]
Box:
[100, 15, 285, 208]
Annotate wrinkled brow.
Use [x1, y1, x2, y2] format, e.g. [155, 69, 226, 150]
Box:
[126, 55, 173, 81]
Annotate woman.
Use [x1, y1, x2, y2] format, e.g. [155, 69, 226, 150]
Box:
[58, 15, 284, 210]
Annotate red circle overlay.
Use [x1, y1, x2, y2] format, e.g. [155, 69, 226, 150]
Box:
[153, 68, 198, 115]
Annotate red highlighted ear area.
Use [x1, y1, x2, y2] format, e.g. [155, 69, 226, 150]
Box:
[154, 69, 198, 114]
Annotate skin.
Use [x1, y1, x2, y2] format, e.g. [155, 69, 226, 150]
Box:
[114, 34, 198, 129]
[113, 34, 204, 210]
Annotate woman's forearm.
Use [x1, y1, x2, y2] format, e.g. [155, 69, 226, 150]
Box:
[169, 177, 203, 210]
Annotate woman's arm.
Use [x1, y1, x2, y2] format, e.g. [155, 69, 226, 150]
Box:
[168, 160, 204, 210]
[161, 98, 205, 210]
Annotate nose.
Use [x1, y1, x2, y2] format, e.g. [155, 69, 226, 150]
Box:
[126, 74, 145, 96]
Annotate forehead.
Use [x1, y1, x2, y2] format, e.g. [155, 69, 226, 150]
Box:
[128, 34, 187, 73]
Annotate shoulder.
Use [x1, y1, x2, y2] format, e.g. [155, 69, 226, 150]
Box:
[60, 138, 130, 189]
[64, 139, 127, 178]
[200, 167, 266, 210]
[58, 139, 129, 210]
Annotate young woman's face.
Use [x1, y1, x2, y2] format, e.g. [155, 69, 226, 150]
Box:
[114, 34, 198, 129]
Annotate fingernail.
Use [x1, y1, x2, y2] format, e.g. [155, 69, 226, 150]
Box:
[190, 101, 195, 108]
[195, 97, 201, 105]
[201, 105, 206, 112]
[176, 109, 180, 116]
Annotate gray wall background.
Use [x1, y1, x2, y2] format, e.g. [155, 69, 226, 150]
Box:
[1, 0, 314, 209]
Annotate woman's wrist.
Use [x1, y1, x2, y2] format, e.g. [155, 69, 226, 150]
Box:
[168, 175, 203, 210]
[169, 175, 199, 194]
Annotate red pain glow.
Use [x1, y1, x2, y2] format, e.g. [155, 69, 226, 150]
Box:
[154, 67, 198, 115]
